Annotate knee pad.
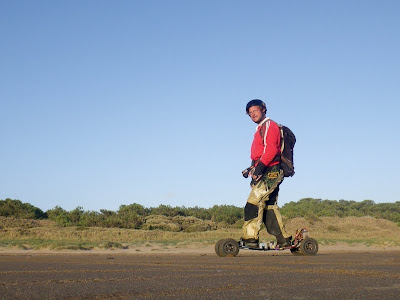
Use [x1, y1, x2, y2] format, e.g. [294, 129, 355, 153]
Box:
[264, 209, 282, 236]
[244, 203, 258, 221]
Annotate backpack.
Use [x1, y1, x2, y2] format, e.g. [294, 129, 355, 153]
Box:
[279, 125, 296, 177]
[260, 121, 296, 177]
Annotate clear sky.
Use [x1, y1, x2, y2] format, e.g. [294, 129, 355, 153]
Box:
[1, 0, 399, 212]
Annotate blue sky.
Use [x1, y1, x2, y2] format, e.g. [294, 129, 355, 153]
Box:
[1, 0, 399, 212]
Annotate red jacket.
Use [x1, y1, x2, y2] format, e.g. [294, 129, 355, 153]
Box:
[250, 118, 281, 167]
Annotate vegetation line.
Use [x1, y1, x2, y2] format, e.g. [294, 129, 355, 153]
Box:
[1, 198, 400, 231]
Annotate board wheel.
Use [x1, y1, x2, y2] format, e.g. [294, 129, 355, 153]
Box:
[215, 238, 239, 257]
[214, 239, 225, 256]
[291, 237, 318, 255]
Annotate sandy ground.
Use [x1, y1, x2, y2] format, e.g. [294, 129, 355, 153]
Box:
[1, 248, 400, 299]
[1, 242, 400, 255]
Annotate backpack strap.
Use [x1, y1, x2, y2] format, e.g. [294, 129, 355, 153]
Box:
[258, 119, 280, 163]
[279, 125, 285, 153]
[258, 118, 270, 155]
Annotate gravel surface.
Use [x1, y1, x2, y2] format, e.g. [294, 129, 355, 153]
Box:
[1, 247, 400, 299]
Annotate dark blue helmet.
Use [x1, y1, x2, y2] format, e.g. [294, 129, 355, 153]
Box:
[246, 99, 266, 114]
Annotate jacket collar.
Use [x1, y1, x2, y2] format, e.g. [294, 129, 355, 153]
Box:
[256, 117, 270, 129]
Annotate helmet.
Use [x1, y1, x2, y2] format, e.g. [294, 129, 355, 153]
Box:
[246, 99, 266, 114]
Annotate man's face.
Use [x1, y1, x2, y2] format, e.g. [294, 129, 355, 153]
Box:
[247, 105, 265, 124]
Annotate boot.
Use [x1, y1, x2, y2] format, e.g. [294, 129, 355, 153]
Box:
[276, 235, 292, 249]
[241, 238, 259, 248]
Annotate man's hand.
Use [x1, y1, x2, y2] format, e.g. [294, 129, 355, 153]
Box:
[250, 161, 267, 186]
[242, 166, 255, 178]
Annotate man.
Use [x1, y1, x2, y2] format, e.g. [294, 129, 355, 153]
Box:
[241, 99, 291, 248]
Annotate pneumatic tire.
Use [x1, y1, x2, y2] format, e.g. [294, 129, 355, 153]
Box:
[298, 237, 318, 255]
[214, 239, 225, 257]
[216, 239, 239, 257]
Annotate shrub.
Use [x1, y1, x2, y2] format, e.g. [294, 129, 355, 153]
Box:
[0, 199, 46, 219]
[208, 205, 243, 224]
[149, 205, 186, 217]
[172, 216, 216, 232]
[141, 215, 181, 232]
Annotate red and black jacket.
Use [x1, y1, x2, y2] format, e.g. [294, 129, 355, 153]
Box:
[250, 118, 281, 168]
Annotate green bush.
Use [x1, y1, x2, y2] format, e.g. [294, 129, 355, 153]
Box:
[172, 216, 216, 232]
[280, 198, 400, 223]
[3, 198, 400, 231]
[0, 199, 46, 219]
[208, 205, 243, 224]
[141, 215, 181, 231]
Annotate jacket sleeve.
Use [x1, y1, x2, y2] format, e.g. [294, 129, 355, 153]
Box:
[259, 121, 281, 166]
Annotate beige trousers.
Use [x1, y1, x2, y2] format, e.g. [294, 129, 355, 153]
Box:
[242, 166, 290, 241]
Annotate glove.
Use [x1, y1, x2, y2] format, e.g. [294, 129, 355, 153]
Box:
[242, 166, 254, 178]
[251, 162, 267, 185]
